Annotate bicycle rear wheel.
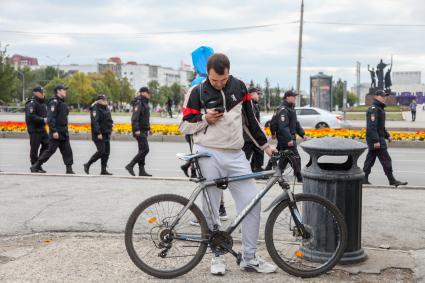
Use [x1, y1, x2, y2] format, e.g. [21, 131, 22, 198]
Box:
[265, 193, 347, 278]
[125, 194, 208, 279]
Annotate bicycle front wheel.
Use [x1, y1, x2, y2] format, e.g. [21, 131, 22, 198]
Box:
[125, 194, 209, 279]
[265, 193, 347, 278]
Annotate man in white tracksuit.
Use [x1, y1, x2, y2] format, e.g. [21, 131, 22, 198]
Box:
[180, 53, 276, 276]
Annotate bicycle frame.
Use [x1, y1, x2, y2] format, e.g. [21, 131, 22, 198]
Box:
[170, 158, 298, 239]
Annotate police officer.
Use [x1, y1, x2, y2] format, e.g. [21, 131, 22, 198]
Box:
[125, 87, 152, 177]
[269, 90, 307, 182]
[31, 84, 75, 174]
[363, 89, 407, 187]
[242, 87, 265, 172]
[25, 86, 49, 172]
[84, 94, 114, 175]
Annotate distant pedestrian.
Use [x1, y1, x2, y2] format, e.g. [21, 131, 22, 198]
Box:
[25, 86, 49, 172]
[125, 87, 152, 177]
[242, 87, 265, 173]
[410, 99, 417, 122]
[362, 89, 407, 187]
[84, 95, 114, 175]
[166, 98, 173, 118]
[269, 90, 307, 182]
[31, 84, 75, 174]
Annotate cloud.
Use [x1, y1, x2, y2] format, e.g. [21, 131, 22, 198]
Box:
[1, 0, 425, 90]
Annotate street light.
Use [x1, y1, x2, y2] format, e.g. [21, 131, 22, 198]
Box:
[16, 70, 25, 102]
[45, 54, 70, 78]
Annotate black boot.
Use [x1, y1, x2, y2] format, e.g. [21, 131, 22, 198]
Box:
[38, 165, 47, 173]
[139, 166, 152, 177]
[125, 163, 136, 176]
[100, 165, 113, 175]
[388, 173, 408, 187]
[362, 175, 371, 185]
[30, 162, 42, 173]
[180, 162, 191, 177]
[66, 165, 75, 174]
[84, 162, 91, 175]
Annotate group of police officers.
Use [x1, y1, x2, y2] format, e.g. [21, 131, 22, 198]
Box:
[24, 84, 407, 187]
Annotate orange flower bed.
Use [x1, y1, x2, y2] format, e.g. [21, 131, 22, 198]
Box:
[1, 121, 424, 141]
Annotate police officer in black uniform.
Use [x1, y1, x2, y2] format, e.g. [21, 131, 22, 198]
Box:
[84, 94, 114, 175]
[269, 90, 307, 182]
[363, 89, 407, 187]
[242, 87, 265, 172]
[25, 86, 49, 172]
[125, 87, 152, 177]
[31, 84, 75, 174]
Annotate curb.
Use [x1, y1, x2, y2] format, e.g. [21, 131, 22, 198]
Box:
[1, 172, 424, 190]
[1, 131, 425, 148]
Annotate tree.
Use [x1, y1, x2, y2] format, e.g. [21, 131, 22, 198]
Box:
[119, 77, 135, 103]
[170, 83, 182, 106]
[148, 80, 160, 108]
[67, 72, 96, 109]
[157, 85, 172, 107]
[264, 78, 271, 112]
[0, 43, 18, 103]
[101, 70, 120, 102]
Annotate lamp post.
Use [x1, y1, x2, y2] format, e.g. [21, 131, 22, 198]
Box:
[46, 55, 70, 78]
[16, 70, 25, 102]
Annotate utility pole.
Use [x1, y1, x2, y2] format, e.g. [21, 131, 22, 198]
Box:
[343, 80, 347, 120]
[296, 0, 304, 104]
[356, 61, 361, 105]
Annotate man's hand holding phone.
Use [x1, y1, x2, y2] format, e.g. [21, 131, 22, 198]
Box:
[205, 108, 224, 124]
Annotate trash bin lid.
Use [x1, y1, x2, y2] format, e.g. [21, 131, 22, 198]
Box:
[301, 137, 367, 156]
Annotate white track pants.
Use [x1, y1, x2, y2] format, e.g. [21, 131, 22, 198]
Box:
[194, 144, 261, 259]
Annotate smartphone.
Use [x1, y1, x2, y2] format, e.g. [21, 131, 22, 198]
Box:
[214, 106, 225, 113]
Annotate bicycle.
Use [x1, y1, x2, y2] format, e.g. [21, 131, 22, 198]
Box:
[125, 150, 348, 279]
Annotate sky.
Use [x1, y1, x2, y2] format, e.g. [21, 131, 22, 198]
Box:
[1, 0, 425, 91]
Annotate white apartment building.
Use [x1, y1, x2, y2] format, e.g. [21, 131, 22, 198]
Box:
[30, 60, 193, 89]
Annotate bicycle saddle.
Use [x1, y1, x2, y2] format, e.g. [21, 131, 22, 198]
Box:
[176, 152, 212, 162]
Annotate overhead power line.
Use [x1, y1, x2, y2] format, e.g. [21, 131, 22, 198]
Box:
[305, 20, 425, 27]
[1, 20, 424, 38]
[0, 22, 292, 38]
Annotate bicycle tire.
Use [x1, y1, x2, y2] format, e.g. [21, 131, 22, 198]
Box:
[265, 193, 347, 278]
[125, 194, 209, 279]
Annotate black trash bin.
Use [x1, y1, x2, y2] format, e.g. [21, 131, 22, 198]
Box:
[300, 137, 368, 264]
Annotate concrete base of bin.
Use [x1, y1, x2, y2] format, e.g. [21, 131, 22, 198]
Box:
[299, 246, 367, 265]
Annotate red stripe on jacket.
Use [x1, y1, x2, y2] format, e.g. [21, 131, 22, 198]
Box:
[243, 93, 252, 102]
[183, 107, 201, 117]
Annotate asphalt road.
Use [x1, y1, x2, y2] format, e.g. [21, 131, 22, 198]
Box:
[0, 138, 423, 186]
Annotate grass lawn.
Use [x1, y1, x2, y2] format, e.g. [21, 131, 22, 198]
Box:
[347, 105, 407, 112]
[346, 112, 404, 121]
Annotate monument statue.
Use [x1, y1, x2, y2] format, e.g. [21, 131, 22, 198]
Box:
[384, 63, 392, 91]
[376, 59, 389, 89]
[367, 64, 376, 88]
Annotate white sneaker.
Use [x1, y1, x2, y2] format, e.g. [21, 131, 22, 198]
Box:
[211, 255, 226, 275]
[240, 256, 277, 273]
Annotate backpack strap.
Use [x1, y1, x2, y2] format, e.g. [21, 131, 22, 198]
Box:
[198, 82, 207, 114]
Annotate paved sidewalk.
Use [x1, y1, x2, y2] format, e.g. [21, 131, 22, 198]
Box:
[0, 174, 424, 282]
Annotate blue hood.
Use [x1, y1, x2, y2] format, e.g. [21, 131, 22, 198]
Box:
[191, 46, 214, 87]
